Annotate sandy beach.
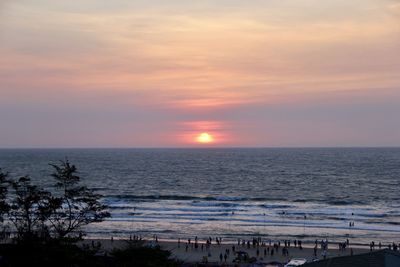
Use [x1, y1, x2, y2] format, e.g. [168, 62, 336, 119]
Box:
[82, 237, 372, 265]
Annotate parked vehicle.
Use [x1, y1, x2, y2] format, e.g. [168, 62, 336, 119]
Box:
[284, 258, 307, 267]
[233, 251, 249, 262]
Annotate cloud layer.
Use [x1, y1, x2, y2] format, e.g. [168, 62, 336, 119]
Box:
[0, 0, 399, 147]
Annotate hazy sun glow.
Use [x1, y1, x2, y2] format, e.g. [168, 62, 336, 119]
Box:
[196, 133, 214, 144]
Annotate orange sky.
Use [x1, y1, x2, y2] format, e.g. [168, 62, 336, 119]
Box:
[0, 0, 399, 147]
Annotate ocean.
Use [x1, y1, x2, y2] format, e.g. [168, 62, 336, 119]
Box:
[1, 148, 400, 245]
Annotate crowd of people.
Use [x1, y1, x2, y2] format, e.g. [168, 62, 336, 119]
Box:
[105, 233, 400, 264]
[177, 236, 332, 263]
[173, 235, 400, 264]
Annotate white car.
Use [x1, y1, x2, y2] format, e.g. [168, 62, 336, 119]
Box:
[284, 258, 307, 267]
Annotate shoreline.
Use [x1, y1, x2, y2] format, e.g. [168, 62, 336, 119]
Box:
[81, 235, 392, 249]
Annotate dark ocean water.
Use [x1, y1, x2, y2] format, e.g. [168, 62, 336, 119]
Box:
[1, 148, 400, 244]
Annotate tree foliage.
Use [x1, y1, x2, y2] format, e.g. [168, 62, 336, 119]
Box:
[0, 161, 110, 243]
[8, 176, 52, 241]
[48, 160, 110, 238]
[0, 169, 9, 222]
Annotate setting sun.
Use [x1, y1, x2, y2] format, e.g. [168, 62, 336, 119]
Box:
[196, 133, 214, 144]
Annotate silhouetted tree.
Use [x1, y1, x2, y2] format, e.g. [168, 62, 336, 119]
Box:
[9, 176, 52, 241]
[0, 169, 9, 222]
[48, 160, 110, 238]
[0, 169, 10, 240]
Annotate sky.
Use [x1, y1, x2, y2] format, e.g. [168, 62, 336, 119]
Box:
[0, 0, 399, 148]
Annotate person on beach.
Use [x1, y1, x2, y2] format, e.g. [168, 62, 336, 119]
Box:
[286, 247, 290, 256]
[219, 253, 223, 262]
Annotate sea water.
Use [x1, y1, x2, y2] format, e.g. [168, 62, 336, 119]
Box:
[1, 148, 399, 244]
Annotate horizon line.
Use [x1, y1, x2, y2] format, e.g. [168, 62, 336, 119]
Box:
[1, 146, 399, 150]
